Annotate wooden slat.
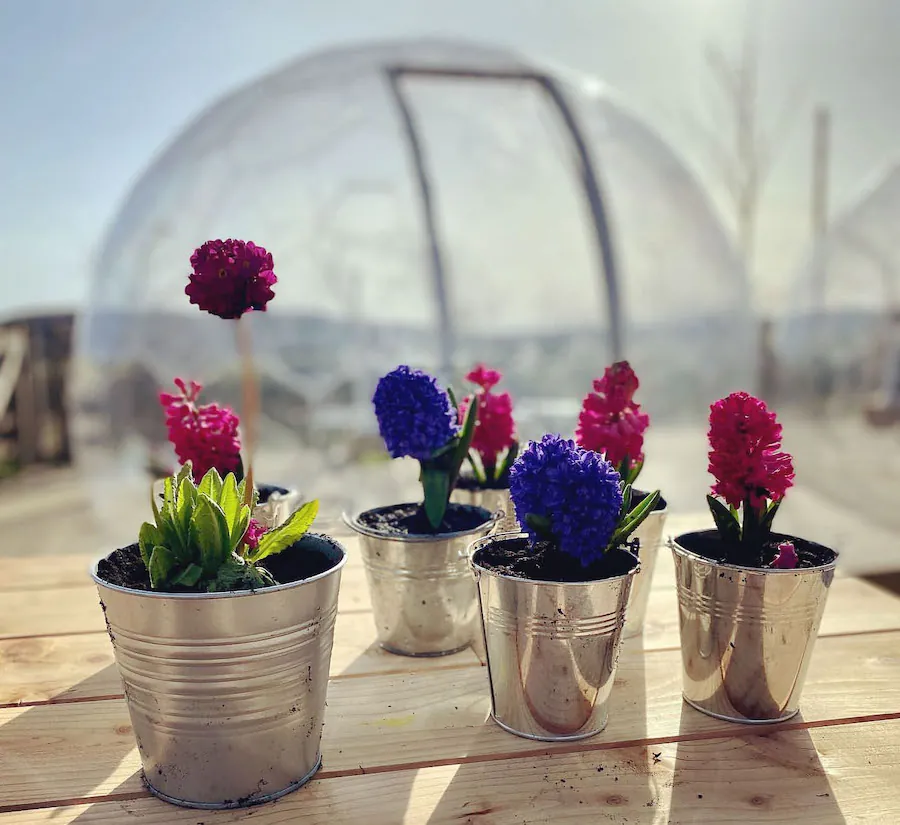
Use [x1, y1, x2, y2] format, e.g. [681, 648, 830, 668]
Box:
[0, 611, 479, 706]
[2, 719, 897, 822]
[2, 630, 897, 809]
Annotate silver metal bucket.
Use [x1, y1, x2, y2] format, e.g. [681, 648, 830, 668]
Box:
[152, 479, 302, 529]
[91, 533, 346, 809]
[671, 530, 838, 724]
[451, 486, 518, 533]
[471, 534, 639, 741]
[344, 504, 499, 657]
[622, 494, 668, 638]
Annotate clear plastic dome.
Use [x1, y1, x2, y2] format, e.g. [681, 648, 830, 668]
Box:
[73, 39, 753, 531]
[776, 160, 900, 405]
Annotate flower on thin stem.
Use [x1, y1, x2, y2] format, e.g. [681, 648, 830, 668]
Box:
[186, 239, 277, 320]
[159, 378, 242, 480]
[576, 361, 649, 482]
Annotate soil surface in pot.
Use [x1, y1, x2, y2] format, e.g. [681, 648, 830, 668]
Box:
[476, 536, 637, 583]
[96, 539, 336, 592]
[678, 530, 836, 569]
[456, 473, 509, 492]
[358, 502, 490, 536]
[257, 483, 289, 503]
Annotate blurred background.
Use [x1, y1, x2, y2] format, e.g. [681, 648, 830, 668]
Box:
[1, 0, 899, 576]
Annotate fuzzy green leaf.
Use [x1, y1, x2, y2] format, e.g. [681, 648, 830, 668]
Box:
[192, 494, 232, 576]
[249, 500, 319, 563]
[209, 556, 250, 592]
[162, 476, 176, 514]
[138, 522, 161, 568]
[421, 468, 450, 529]
[230, 504, 252, 552]
[219, 473, 240, 532]
[197, 467, 223, 501]
[707, 494, 741, 545]
[171, 563, 203, 587]
[148, 545, 176, 590]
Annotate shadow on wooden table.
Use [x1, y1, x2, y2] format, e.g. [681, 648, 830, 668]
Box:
[666, 705, 845, 824]
[424, 640, 662, 822]
[1, 663, 141, 814]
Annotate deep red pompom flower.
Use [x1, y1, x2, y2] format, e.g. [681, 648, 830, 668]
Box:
[459, 365, 515, 470]
[707, 392, 794, 511]
[159, 378, 242, 480]
[186, 239, 277, 319]
[576, 361, 649, 468]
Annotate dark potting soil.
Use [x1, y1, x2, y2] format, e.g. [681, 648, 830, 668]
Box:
[475, 536, 638, 583]
[96, 537, 337, 592]
[455, 472, 509, 492]
[678, 530, 837, 570]
[357, 502, 491, 536]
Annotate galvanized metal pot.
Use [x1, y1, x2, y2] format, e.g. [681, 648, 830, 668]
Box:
[451, 486, 518, 533]
[344, 504, 499, 657]
[622, 492, 668, 638]
[471, 534, 639, 741]
[91, 533, 346, 809]
[671, 530, 838, 724]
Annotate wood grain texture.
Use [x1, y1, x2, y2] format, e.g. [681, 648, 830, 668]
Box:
[2, 630, 897, 809]
[2, 719, 896, 823]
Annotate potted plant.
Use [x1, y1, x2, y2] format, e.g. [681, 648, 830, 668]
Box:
[576, 360, 666, 637]
[91, 462, 346, 808]
[157, 377, 302, 529]
[670, 392, 838, 724]
[344, 365, 500, 656]
[451, 364, 519, 532]
[470, 433, 661, 740]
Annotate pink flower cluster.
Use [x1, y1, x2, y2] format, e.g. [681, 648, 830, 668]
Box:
[576, 361, 650, 468]
[159, 378, 242, 480]
[244, 518, 267, 551]
[459, 364, 516, 470]
[186, 239, 277, 320]
[708, 392, 794, 511]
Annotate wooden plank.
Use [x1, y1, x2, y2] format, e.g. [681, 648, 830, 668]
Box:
[2, 630, 897, 809]
[2, 719, 897, 822]
[0, 612, 479, 706]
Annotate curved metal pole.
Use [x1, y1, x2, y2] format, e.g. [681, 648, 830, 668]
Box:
[385, 69, 455, 381]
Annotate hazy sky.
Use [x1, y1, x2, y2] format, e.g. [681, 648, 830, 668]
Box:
[1, 0, 898, 314]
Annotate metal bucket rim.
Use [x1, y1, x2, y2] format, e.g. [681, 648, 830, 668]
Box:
[89, 532, 348, 600]
[470, 532, 641, 587]
[669, 529, 839, 576]
[342, 503, 501, 543]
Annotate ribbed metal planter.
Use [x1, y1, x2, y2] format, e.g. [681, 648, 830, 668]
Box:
[344, 504, 498, 657]
[671, 530, 838, 724]
[91, 533, 346, 809]
[622, 494, 668, 638]
[471, 534, 639, 741]
[451, 486, 518, 533]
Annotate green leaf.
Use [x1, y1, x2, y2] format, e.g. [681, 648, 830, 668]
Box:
[248, 500, 319, 562]
[148, 545, 176, 590]
[465, 451, 487, 485]
[175, 462, 193, 492]
[621, 483, 633, 520]
[446, 386, 459, 412]
[171, 563, 203, 587]
[138, 522, 161, 568]
[707, 494, 741, 545]
[162, 476, 176, 514]
[230, 504, 252, 552]
[610, 489, 661, 548]
[209, 555, 250, 592]
[191, 494, 232, 576]
[174, 475, 197, 555]
[421, 468, 450, 529]
[524, 512, 554, 539]
[761, 499, 781, 535]
[219, 473, 240, 533]
[625, 458, 644, 487]
[198, 467, 223, 501]
[497, 440, 519, 481]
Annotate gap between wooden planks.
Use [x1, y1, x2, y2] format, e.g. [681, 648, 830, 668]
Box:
[1, 629, 898, 811]
[1, 718, 898, 823]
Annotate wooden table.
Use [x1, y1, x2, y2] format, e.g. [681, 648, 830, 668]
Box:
[2, 516, 900, 823]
